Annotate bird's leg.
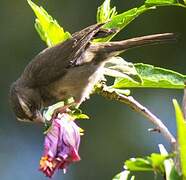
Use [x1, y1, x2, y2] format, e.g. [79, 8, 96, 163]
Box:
[52, 100, 80, 119]
[52, 104, 71, 119]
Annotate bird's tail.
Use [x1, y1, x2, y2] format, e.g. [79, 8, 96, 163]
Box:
[90, 33, 176, 61]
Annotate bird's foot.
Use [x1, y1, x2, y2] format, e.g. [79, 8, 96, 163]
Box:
[52, 105, 71, 119]
[51, 102, 78, 119]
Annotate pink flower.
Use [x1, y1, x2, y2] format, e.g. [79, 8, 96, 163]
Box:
[39, 113, 81, 177]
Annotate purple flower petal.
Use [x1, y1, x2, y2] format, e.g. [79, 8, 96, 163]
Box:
[40, 113, 81, 177]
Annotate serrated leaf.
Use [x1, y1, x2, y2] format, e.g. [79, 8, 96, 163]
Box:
[113, 170, 135, 180]
[27, 0, 71, 47]
[96, 1, 185, 43]
[95, 5, 153, 42]
[159, 144, 182, 180]
[97, 0, 117, 23]
[173, 99, 186, 179]
[104, 57, 142, 83]
[113, 63, 186, 89]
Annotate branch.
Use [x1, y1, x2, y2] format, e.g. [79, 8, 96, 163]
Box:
[95, 84, 177, 150]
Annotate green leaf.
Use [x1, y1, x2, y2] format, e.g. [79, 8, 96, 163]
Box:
[113, 170, 135, 180]
[173, 99, 186, 179]
[104, 57, 142, 83]
[71, 113, 90, 120]
[125, 158, 153, 171]
[69, 105, 90, 120]
[113, 63, 186, 89]
[95, 5, 153, 42]
[27, 0, 71, 47]
[96, 0, 185, 42]
[159, 144, 182, 180]
[146, 0, 178, 5]
[97, 0, 117, 23]
[150, 153, 167, 173]
[145, 0, 186, 7]
[103, 5, 149, 30]
[125, 154, 171, 174]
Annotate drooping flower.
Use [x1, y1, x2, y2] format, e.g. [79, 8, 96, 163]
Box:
[39, 113, 81, 178]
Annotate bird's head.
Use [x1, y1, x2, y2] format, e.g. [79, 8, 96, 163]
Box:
[9, 82, 45, 123]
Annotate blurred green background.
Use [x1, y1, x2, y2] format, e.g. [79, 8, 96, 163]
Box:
[0, 0, 186, 179]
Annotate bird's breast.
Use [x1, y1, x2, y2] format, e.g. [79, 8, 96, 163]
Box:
[41, 63, 105, 106]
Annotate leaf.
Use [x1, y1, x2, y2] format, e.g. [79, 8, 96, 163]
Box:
[104, 57, 142, 83]
[97, 0, 117, 23]
[125, 157, 153, 171]
[159, 144, 182, 180]
[69, 105, 90, 120]
[95, 5, 154, 42]
[173, 99, 186, 179]
[71, 113, 90, 120]
[125, 154, 171, 174]
[27, 0, 71, 47]
[113, 63, 186, 89]
[146, 0, 178, 5]
[96, 0, 185, 42]
[113, 170, 135, 180]
[145, 0, 186, 7]
[150, 153, 167, 173]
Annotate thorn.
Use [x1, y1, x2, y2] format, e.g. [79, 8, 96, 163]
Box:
[148, 127, 161, 133]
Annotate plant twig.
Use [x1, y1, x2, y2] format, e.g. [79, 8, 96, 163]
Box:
[95, 84, 177, 150]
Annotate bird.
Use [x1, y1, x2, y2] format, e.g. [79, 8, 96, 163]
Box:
[9, 23, 176, 123]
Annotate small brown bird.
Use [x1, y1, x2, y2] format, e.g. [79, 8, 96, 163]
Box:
[9, 23, 175, 123]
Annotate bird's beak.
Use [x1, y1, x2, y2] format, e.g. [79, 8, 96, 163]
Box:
[34, 110, 45, 123]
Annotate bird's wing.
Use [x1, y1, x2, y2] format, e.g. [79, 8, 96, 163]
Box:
[21, 23, 106, 87]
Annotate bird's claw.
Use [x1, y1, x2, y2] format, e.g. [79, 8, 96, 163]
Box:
[51, 103, 75, 119]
